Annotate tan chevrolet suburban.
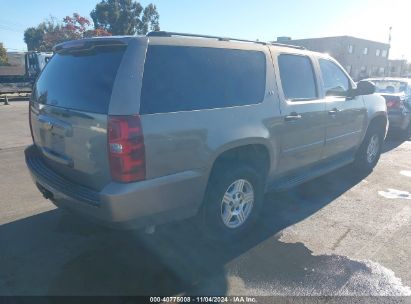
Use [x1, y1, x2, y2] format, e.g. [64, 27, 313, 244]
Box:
[25, 31, 388, 240]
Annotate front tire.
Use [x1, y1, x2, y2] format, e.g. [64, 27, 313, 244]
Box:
[199, 164, 264, 241]
[354, 126, 383, 172]
[401, 120, 411, 140]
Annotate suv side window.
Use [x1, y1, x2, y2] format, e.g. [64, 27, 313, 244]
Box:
[319, 59, 350, 96]
[278, 54, 317, 101]
[140, 45, 266, 114]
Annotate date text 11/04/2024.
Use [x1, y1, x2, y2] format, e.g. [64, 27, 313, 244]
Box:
[149, 296, 257, 303]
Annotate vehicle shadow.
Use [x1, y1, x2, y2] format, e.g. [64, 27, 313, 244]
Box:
[382, 133, 410, 153]
[0, 166, 370, 296]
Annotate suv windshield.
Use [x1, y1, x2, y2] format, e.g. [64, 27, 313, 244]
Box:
[34, 44, 126, 114]
[372, 80, 408, 94]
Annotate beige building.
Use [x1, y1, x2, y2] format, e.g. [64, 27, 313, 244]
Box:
[388, 59, 407, 77]
[276, 36, 390, 81]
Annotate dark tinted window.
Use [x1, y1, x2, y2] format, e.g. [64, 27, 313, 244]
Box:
[319, 59, 350, 95]
[35, 45, 126, 114]
[140, 46, 266, 114]
[278, 54, 317, 101]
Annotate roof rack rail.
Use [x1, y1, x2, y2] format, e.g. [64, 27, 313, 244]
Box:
[146, 31, 306, 50]
[147, 31, 305, 50]
[269, 42, 305, 50]
[147, 31, 267, 45]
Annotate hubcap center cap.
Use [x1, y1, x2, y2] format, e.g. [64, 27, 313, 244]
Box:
[233, 192, 243, 204]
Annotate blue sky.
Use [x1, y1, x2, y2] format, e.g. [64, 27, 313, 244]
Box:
[0, 0, 409, 59]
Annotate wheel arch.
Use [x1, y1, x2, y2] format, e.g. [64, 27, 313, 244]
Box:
[367, 113, 388, 138]
[207, 141, 274, 186]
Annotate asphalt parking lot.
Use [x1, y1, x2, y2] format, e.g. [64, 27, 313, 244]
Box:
[0, 101, 410, 297]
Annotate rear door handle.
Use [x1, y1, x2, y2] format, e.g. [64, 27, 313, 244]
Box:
[328, 108, 340, 115]
[284, 112, 302, 122]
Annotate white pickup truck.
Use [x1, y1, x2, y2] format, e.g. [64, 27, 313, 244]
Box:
[0, 52, 52, 99]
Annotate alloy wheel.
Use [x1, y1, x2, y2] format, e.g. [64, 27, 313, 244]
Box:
[366, 134, 380, 164]
[220, 179, 254, 229]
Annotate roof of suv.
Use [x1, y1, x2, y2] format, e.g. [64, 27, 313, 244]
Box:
[146, 31, 306, 50]
[54, 31, 310, 53]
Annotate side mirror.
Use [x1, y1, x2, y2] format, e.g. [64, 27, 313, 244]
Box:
[349, 80, 376, 97]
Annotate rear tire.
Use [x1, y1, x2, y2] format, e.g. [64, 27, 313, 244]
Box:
[401, 121, 411, 140]
[354, 125, 383, 172]
[199, 163, 264, 241]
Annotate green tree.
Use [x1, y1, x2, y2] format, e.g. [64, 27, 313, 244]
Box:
[23, 14, 111, 52]
[0, 43, 8, 65]
[142, 4, 160, 34]
[24, 18, 63, 52]
[24, 26, 45, 51]
[90, 0, 160, 35]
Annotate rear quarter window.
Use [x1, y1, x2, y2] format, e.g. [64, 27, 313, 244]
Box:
[35, 45, 126, 114]
[140, 45, 266, 114]
[278, 54, 317, 101]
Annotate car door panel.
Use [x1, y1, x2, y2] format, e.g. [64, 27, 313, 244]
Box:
[324, 96, 366, 158]
[318, 58, 367, 159]
[270, 50, 326, 174]
[279, 101, 326, 172]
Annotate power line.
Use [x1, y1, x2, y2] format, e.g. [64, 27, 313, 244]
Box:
[0, 22, 25, 30]
[0, 18, 28, 29]
[0, 25, 22, 33]
[0, 19, 25, 26]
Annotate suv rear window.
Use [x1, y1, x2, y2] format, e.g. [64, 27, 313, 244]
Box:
[140, 46, 266, 114]
[34, 45, 126, 114]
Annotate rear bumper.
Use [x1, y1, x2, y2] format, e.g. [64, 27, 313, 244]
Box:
[25, 145, 205, 229]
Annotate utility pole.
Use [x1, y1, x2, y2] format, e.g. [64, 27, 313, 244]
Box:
[387, 26, 392, 77]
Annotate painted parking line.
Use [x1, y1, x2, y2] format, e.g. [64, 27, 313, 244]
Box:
[378, 188, 411, 200]
[400, 170, 411, 177]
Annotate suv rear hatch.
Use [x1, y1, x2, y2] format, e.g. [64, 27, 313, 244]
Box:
[30, 39, 127, 191]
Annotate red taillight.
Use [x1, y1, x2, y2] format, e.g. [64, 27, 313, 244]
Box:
[108, 115, 146, 183]
[385, 98, 402, 109]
